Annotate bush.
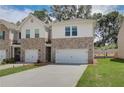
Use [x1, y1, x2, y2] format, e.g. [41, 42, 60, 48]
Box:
[1, 59, 6, 65]
[37, 59, 41, 64]
[9, 58, 16, 64]
[34, 60, 43, 66]
[1, 58, 16, 64]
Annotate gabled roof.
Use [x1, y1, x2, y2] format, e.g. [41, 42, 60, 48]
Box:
[18, 14, 48, 30]
[0, 19, 17, 30]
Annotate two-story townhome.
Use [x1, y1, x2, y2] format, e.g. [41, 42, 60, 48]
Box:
[51, 19, 96, 64]
[0, 19, 20, 62]
[18, 14, 50, 63]
[0, 14, 95, 64]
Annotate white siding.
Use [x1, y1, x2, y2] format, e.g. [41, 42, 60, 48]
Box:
[21, 17, 46, 39]
[52, 21, 94, 39]
[118, 21, 124, 58]
[9, 31, 14, 41]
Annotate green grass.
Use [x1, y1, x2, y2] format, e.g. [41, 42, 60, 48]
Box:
[77, 58, 124, 87]
[0, 64, 40, 77]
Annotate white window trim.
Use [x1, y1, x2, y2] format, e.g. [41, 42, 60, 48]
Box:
[65, 26, 77, 37]
[65, 26, 71, 36]
[34, 29, 40, 38]
[72, 26, 77, 36]
[26, 29, 30, 38]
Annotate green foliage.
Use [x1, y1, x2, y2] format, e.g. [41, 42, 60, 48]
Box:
[1, 58, 16, 64]
[32, 10, 51, 23]
[16, 21, 21, 26]
[50, 5, 92, 21]
[94, 11, 124, 47]
[37, 59, 41, 64]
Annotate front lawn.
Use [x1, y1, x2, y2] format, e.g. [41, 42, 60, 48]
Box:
[77, 58, 124, 87]
[0, 64, 40, 77]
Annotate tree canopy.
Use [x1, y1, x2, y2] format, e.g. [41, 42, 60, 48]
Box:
[32, 9, 51, 23]
[93, 11, 123, 48]
[50, 5, 92, 21]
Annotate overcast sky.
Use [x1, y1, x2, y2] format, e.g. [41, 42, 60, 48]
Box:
[0, 5, 124, 23]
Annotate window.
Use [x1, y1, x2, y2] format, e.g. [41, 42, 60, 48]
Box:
[72, 26, 77, 36]
[0, 31, 5, 40]
[35, 29, 39, 38]
[65, 27, 70, 36]
[26, 29, 30, 38]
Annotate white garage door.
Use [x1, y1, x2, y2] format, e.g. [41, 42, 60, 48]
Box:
[56, 49, 88, 64]
[0, 50, 6, 63]
[25, 49, 38, 63]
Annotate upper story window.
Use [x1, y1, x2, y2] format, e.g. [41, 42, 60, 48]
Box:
[26, 29, 30, 38]
[65, 27, 70, 36]
[72, 26, 77, 36]
[0, 31, 5, 40]
[35, 29, 39, 38]
[65, 26, 77, 36]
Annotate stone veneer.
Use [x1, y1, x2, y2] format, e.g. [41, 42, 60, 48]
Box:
[51, 37, 94, 64]
[0, 24, 11, 58]
[21, 38, 46, 62]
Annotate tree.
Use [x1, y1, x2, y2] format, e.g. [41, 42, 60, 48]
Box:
[33, 9, 51, 23]
[50, 5, 64, 21]
[50, 5, 92, 21]
[94, 11, 123, 48]
[77, 5, 92, 19]
[16, 21, 21, 26]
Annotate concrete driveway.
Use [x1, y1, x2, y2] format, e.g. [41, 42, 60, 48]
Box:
[0, 64, 87, 87]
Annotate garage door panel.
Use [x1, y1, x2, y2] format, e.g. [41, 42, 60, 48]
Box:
[56, 49, 88, 64]
[0, 50, 6, 63]
[25, 49, 38, 63]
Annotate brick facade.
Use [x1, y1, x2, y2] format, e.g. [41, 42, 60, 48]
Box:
[20, 38, 46, 62]
[51, 37, 94, 64]
[0, 24, 11, 58]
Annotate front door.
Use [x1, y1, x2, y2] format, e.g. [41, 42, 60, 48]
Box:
[46, 47, 51, 62]
[14, 47, 21, 61]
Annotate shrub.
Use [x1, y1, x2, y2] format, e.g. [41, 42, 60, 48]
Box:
[1, 59, 6, 64]
[1, 58, 16, 64]
[37, 59, 41, 64]
[9, 58, 16, 64]
[34, 60, 43, 66]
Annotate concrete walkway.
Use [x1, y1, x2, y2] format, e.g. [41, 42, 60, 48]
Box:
[0, 64, 87, 87]
[0, 64, 27, 70]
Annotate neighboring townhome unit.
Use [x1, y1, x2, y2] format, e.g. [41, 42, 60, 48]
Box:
[18, 14, 49, 63]
[118, 20, 124, 59]
[0, 19, 20, 63]
[51, 19, 96, 64]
